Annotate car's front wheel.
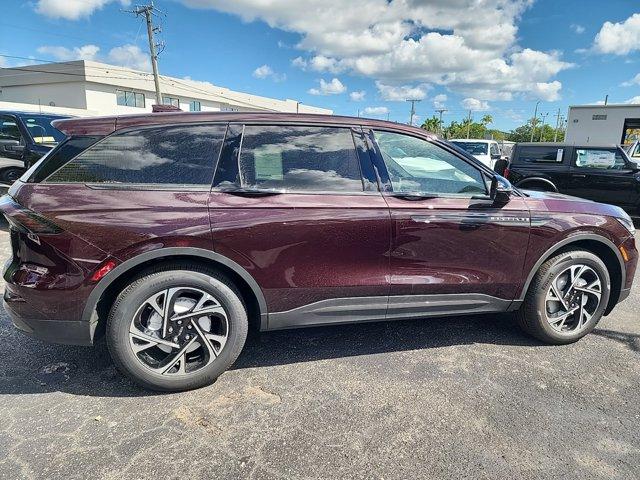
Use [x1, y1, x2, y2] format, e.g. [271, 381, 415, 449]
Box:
[517, 250, 610, 344]
[106, 263, 248, 391]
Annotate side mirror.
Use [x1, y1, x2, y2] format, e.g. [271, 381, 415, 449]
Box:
[490, 175, 513, 203]
[491, 153, 501, 160]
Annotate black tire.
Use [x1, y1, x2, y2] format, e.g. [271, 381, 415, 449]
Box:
[517, 249, 610, 344]
[0, 167, 25, 184]
[106, 263, 248, 391]
[520, 182, 553, 192]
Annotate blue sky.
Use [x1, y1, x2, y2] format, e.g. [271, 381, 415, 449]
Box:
[2, 0, 640, 131]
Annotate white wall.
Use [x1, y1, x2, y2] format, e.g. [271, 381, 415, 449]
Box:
[565, 105, 640, 145]
[0, 82, 88, 109]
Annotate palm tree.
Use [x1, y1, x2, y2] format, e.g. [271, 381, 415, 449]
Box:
[421, 116, 442, 133]
[481, 114, 493, 126]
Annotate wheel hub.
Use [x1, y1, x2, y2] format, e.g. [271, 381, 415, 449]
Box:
[545, 264, 602, 334]
[128, 287, 229, 375]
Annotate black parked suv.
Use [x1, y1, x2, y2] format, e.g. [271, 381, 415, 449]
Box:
[500, 143, 640, 215]
[0, 111, 68, 183]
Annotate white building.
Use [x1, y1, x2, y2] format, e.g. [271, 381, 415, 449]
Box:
[0, 60, 332, 117]
[565, 104, 640, 146]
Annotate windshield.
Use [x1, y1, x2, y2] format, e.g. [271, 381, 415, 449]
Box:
[18, 114, 67, 145]
[451, 141, 488, 155]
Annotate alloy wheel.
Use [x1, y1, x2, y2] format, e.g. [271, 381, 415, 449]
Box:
[128, 287, 229, 375]
[545, 264, 602, 334]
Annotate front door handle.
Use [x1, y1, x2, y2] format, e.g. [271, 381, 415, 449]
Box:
[573, 174, 587, 178]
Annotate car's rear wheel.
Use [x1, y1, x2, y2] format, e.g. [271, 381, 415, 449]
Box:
[106, 264, 248, 391]
[0, 167, 25, 184]
[517, 250, 610, 344]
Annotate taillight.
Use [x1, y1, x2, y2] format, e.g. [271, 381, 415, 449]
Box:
[0, 195, 62, 234]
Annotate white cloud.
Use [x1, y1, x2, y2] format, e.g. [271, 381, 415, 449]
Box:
[107, 44, 151, 71]
[179, 0, 571, 101]
[376, 81, 428, 101]
[622, 73, 640, 87]
[37, 43, 151, 71]
[570, 24, 585, 34]
[252, 64, 286, 81]
[308, 77, 346, 95]
[433, 93, 447, 109]
[593, 13, 640, 55]
[35, 0, 129, 20]
[461, 98, 490, 111]
[37, 44, 100, 61]
[292, 55, 345, 74]
[626, 96, 640, 104]
[350, 90, 366, 101]
[253, 64, 273, 78]
[363, 106, 389, 116]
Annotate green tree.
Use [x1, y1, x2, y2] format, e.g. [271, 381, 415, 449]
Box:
[506, 118, 564, 142]
[481, 114, 493, 126]
[421, 116, 442, 134]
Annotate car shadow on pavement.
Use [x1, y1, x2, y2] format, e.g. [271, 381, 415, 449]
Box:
[0, 312, 547, 397]
[591, 328, 640, 353]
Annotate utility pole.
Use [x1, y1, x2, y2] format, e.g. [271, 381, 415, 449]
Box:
[466, 110, 472, 139]
[435, 108, 447, 135]
[539, 112, 549, 142]
[604, 94, 608, 106]
[553, 108, 561, 142]
[406, 99, 421, 126]
[530, 100, 541, 142]
[125, 2, 164, 106]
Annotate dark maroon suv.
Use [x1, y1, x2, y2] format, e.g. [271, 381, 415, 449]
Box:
[1, 112, 637, 391]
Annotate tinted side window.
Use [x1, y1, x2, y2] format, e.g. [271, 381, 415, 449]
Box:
[45, 124, 226, 185]
[0, 115, 23, 143]
[375, 131, 487, 196]
[574, 148, 627, 170]
[515, 146, 564, 163]
[235, 125, 363, 192]
[28, 136, 102, 183]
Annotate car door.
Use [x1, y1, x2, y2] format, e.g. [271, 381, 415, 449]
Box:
[565, 146, 638, 208]
[0, 114, 26, 164]
[367, 128, 531, 319]
[208, 123, 391, 329]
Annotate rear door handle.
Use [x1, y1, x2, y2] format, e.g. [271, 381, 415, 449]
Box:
[573, 174, 587, 178]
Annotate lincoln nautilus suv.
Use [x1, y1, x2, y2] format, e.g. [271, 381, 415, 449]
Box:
[1, 112, 637, 391]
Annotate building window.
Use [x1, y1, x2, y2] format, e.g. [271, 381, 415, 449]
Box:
[116, 89, 145, 108]
[189, 100, 201, 112]
[163, 96, 180, 107]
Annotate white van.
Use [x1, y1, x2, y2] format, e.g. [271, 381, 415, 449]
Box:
[450, 139, 502, 168]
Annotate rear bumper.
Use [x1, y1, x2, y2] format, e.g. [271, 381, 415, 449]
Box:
[3, 297, 93, 346]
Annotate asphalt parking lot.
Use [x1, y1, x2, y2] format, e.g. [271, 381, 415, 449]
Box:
[0, 225, 638, 480]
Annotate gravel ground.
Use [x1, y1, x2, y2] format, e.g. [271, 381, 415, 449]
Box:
[0, 224, 638, 480]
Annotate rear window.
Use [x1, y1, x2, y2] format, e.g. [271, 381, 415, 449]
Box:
[514, 146, 564, 163]
[451, 141, 488, 155]
[215, 125, 363, 192]
[44, 124, 226, 185]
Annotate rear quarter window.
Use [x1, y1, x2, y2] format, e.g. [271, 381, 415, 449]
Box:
[45, 124, 226, 185]
[514, 146, 564, 164]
